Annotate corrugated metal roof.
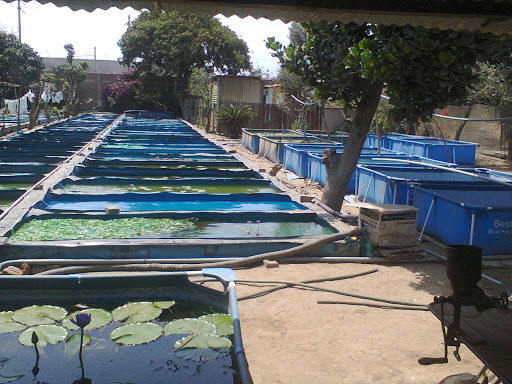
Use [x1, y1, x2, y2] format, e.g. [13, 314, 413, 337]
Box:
[3, 0, 512, 34]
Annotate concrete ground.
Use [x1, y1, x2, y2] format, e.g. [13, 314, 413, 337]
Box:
[207, 135, 512, 384]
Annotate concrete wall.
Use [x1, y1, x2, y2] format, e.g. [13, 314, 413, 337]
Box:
[324, 107, 347, 133]
[42, 58, 128, 74]
[79, 73, 118, 111]
[433, 104, 502, 151]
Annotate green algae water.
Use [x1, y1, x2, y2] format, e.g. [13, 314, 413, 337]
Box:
[0, 300, 240, 384]
[0, 198, 15, 210]
[59, 183, 279, 194]
[0, 183, 32, 190]
[10, 218, 336, 241]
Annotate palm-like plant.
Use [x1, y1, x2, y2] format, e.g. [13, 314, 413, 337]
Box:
[216, 104, 255, 138]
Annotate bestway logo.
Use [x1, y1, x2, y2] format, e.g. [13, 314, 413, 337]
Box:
[494, 220, 512, 228]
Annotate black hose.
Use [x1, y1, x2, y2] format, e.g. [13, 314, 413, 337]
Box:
[313, 199, 358, 223]
[38, 228, 365, 275]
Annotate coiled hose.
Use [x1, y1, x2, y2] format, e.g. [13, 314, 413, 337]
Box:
[38, 228, 365, 275]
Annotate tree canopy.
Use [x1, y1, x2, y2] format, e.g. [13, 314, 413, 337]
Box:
[118, 10, 251, 116]
[0, 31, 43, 101]
[268, 22, 511, 211]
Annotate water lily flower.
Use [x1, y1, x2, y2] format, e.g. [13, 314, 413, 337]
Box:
[71, 313, 92, 329]
[441, 109, 449, 116]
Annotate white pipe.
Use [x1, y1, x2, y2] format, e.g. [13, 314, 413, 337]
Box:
[310, 160, 320, 184]
[375, 158, 512, 188]
[418, 195, 436, 241]
[470, 212, 476, 245]
[363, 173, 374, 203]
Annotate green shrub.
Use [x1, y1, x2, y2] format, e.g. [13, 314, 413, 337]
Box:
[216, 104, 255, 138]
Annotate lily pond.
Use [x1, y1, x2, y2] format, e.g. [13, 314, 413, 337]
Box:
[0, 301, 240, 384]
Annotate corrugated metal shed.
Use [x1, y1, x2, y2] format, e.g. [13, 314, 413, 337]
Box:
[3, 0, 512, 35]
[216, 76, 263, 106]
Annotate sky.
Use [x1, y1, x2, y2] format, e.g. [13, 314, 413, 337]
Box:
[0, 1, 290, 75]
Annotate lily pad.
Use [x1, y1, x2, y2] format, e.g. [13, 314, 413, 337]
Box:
[110, 323, 162, 345]
[0, 358, 23, 384]
[65, 333, 91, 356]
[174, 334, 232, 362]
[18, 325, 68, 347]
[63, 308, 112, 331]
[112, 302, 162, 323]
[0, 312, 26, 334]
[199, 314, 234, 336]
[153, 301, 175, 309]
[12, 305, 67, 326]
[163, 318, 215, 336]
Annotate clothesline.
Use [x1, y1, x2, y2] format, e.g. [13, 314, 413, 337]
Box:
[0, 89, 64, 116]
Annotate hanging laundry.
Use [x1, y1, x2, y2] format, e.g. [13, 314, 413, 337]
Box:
[6, 100, 17, 114]
[27, 90, 35, 103]
[54, 91, 64, 103]
[18, 95, 29, 114]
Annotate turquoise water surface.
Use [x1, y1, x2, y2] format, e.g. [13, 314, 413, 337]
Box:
[46, 200, 305, 212]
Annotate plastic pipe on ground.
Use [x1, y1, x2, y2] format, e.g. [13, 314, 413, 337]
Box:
[237, 269, 378, 301]
[0, 258, 240, 270]
[317, 300, 429, 311]
[235, 278, 428, 308]
[36, 228, 366, 275]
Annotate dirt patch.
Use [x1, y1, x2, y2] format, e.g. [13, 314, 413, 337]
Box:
[233, 262, 509, 384]
[205, 135, 511, 384]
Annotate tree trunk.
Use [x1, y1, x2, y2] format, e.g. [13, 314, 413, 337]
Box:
[321, 82, 383, 211]
[406, 120, 416, 135]
[454, 105, 474, 141]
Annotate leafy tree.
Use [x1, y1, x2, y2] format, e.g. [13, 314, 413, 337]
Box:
[268, 22, 510, 211]
[47, 44, 89, 117]
[187, 68, 213, 130]
[216, 104, 255, 138]
[468, 59, 512, 158]
[0, 31, 43, 101]
[288, 22, 308, 47]
[118, 10, 251, 117]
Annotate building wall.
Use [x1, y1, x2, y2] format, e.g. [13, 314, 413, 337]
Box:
[42, 58, 127, 74]
[431, 104, 502, 152]
[79, 73, 118, 111]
